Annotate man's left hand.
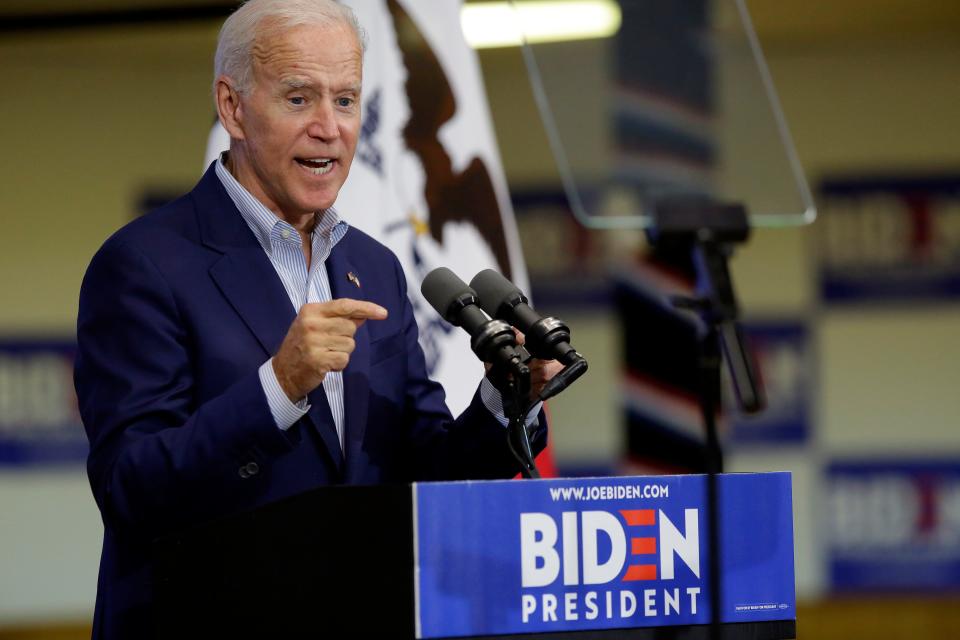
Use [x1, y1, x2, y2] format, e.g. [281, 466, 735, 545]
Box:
[486, 331, 563, 406]
[527, 355, 564, 405]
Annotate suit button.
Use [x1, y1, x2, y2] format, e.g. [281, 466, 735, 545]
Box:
[239, 462, 259, 478]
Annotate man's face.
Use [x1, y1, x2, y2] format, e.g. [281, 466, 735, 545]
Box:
[227, 21, 362, 218]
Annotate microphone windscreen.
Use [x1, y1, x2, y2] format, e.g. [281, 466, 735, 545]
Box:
[470, 269, 522, 317]
[421, 267, 474, 323]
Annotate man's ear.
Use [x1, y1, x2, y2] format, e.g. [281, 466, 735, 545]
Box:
[215, 76, 245, 140]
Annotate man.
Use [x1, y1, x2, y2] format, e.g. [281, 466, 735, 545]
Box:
[75, 1, 556, 637]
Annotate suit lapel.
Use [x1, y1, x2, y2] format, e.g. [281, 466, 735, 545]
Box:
[208, 251, 294, 357]
[195, 166, 294, 358]
[326, 237, 371, 481]
[193, 166, 343, 475]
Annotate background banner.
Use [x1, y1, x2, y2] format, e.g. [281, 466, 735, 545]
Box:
[817, 175, 960, 304]
[828, 459, 960, 591]
[726, 321, 812, 446]
[0, 341, 86, 465]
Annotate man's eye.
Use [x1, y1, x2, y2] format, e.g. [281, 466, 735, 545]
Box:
[337, 97, 354, 108]
[289, 96, 306, 106]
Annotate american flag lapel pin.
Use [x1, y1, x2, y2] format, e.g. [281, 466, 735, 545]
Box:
[347, 271, 361, 288]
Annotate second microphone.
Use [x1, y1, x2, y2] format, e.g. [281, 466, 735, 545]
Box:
[469, 269, 583, 366]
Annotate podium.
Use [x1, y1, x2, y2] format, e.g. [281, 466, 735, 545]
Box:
[153, 474, 796, 639]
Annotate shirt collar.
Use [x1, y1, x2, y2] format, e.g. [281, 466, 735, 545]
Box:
[214, 152, 348, 256]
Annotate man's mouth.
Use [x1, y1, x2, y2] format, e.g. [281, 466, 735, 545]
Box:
[296, 157, 335, 176]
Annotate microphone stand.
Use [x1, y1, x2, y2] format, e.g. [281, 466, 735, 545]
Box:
[488, 357, 540, 479]
[649, 199, 766, 640]
[491, 333, 590, 479]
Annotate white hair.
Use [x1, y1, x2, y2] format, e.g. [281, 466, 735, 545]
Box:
[213, 0, 367, 97]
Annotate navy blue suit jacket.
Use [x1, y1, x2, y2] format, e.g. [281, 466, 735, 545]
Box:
[75, 165, 546, 639]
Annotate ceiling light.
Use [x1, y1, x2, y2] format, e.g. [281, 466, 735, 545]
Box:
[461, 1, 622, 49]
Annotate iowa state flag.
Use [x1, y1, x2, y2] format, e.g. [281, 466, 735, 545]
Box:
[206, 0, 555, 475]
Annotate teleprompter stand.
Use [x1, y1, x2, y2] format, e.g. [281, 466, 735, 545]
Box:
[648, 198, 767, 640]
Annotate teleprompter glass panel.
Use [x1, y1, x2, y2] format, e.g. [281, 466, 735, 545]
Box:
[499, 0, 815, 229]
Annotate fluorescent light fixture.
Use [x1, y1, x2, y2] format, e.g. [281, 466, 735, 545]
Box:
[461, 1, 622, 49]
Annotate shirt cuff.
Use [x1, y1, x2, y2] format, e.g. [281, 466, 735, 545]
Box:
[479, 376, 543, 428]
[258, 358, 310, 431]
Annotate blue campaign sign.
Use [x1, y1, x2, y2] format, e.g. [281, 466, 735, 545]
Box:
[816, 175, 960, 304]
[727, 322, 812, 445]
[0, 341, 87, 465]
[414, 473, 795, 638]
[827, 460, 960, 592]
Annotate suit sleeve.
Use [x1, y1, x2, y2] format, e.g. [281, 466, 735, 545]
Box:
[75, 239, 296, 538]
[390, 257, 548, 481]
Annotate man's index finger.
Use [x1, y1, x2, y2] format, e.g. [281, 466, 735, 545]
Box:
[327, 298, 389, 320]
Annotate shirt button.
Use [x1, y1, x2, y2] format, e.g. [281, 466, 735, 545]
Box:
[239, 461, 259, 478]
[280, 229, 291, 239]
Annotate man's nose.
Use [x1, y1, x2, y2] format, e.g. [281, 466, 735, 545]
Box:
[306, 102, 339, 140]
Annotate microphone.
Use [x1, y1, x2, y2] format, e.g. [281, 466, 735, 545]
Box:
[420, 268, 529, 380]
[470, 269, 587, 400]
[470, 270, 580, 365]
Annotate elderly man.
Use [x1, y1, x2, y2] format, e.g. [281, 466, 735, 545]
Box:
[75, 1, 554, 637]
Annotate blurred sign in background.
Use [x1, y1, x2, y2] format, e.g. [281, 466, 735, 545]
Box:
[828, 460, 960, 591]
[817, 175, 960, 303]
[0, 342, 85, 466]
